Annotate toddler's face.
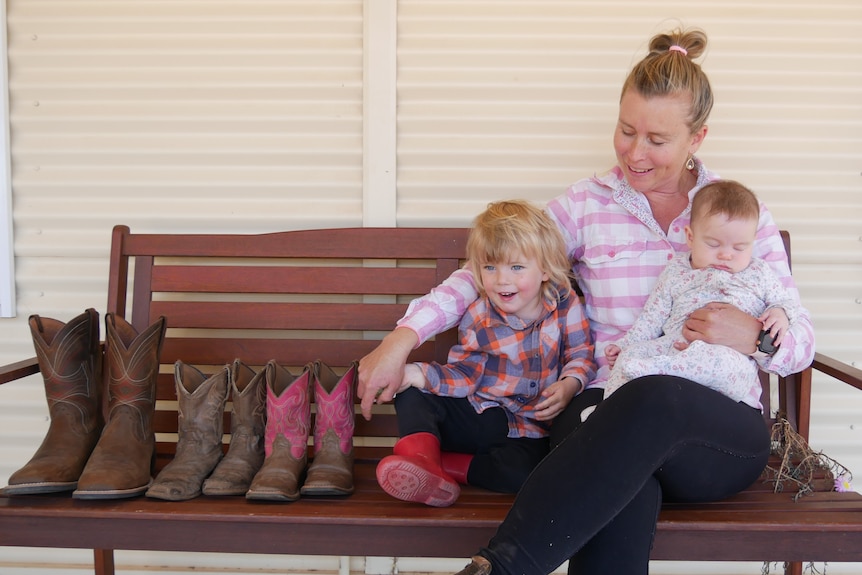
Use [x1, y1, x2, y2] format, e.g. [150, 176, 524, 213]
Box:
[478, 251, 549, 323]
[685, 213, 757, 273]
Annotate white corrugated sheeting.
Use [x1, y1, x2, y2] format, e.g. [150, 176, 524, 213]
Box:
[0, 1, 860, 574]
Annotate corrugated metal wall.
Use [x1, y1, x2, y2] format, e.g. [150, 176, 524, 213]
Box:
[0, 1, 860, 574]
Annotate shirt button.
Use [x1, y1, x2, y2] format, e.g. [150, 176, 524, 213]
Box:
[530, 381, 537, 388]
[608, 250, 616, 257]
[667, 253, 673, 260]
[673, 226, 680, 233]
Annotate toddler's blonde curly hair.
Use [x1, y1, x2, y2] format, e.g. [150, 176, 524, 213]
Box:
[467, 200, 572, 304]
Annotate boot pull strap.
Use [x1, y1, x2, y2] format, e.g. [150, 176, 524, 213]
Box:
[86, 309, 100, 349]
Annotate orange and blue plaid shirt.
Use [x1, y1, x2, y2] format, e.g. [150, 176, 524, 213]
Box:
[417, 287, 594, 439]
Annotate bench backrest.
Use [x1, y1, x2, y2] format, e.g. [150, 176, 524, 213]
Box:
[105, 226, 804, 470]
[108, 225, 469, 468]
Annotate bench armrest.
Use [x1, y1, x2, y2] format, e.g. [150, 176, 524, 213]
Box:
[785, 352, 862, 440]
[812, 352, 862, 392]
[0, 357, 39, 386]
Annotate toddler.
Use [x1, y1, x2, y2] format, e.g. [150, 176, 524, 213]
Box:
[376, 200, 595, 507]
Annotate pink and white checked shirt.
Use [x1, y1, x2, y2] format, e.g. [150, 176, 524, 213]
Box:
[397, 161, 815, 399]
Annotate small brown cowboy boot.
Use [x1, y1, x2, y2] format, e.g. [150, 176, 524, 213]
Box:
[301, 360, 357, 496]
[202, 359, 267, 496]
[73, 314, 166, 500]
[245, 361, 311, 502]
[146, 361, 230, 500]
[4, 309, 102, 495]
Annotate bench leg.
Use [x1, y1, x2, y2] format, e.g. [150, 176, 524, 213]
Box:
[94, 549, 115, 575]
[785, 561, 802, 575]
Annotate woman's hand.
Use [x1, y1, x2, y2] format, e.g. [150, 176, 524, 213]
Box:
[682, 302, 761, 354]
[357, 327, 418, 420]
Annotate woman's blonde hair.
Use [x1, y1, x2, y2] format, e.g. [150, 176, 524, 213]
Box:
[621, 27, 713, 134]
[467, 200, 572, 303]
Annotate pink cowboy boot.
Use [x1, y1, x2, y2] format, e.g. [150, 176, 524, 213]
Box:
[245, 361, 311, 502]
[301, 360, 357, 496]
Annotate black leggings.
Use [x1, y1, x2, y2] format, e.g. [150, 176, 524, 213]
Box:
[478, 375, 771, 575]
[549, 387, 604, 449]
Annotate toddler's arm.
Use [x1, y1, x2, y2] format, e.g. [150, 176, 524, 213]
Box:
[399, 363, 428, 393]
[534, 377, 584, 422]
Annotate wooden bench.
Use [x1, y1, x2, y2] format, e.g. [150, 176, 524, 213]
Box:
[1, 225, 861, 575]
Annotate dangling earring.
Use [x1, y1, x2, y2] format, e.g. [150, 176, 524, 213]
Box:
[685, 155, 695, 171]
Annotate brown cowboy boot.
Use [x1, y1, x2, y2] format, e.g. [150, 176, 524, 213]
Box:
[245, 361, 310, 502]
[146, 361, 230, 500]
[4, 309, 102, 495]
[202, 360, 267, 496]
[301, 360, 357, 496]
[73, 313, 166, 499]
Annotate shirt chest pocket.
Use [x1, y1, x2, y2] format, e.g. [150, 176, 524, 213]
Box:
[581, 237, 649, 265]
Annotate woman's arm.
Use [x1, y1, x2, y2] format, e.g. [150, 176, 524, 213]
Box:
[357, 266, 480, 420]
[357, 327, 418, 420]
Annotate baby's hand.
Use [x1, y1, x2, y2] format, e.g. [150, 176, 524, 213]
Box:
[672, 339, 690, 352]
[605, 344, 621, 369]
[759, 307, 790, 347]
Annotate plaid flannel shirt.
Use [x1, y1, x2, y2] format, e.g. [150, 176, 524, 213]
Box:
[418, 288, 595, 439]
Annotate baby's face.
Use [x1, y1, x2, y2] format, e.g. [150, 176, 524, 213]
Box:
[685, 213, 757, 273]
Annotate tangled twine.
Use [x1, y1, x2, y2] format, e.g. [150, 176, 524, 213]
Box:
[765, 418, 853, 501]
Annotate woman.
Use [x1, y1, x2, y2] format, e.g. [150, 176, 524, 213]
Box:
[359, 27, 815, 575]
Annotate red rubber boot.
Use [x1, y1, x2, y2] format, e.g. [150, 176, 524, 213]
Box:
[441, 452, 473, 485]
[376, 432, 460, 507]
